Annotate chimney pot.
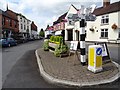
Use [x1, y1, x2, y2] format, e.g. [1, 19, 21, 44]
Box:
[103, 0, 110, 7]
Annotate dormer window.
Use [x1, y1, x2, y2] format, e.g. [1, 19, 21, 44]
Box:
[101, 15, 109, 25]
[68, 20, 74, 25]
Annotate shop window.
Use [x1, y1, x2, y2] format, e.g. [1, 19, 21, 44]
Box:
[101, 15, 109, 25]
[101, 29, 108, 38]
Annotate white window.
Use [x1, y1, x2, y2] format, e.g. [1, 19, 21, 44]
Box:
[21, 24, 23, 29]
[101, 29, 108, 38]
[20, 17, 22, 22]
[101, 15, 109, 25]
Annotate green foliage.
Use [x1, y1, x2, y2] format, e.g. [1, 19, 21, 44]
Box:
[49, 36, 63, 45]
[39, 29, 45, 37]
[43, 40, 49, 51]
[50, 36, 54, 42]
[60, 44, 68, 54]
[54, 44, 68, 57]
[54, 45, 61, 57]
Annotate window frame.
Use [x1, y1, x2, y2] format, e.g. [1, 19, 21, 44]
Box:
[100, 29, 108, 38]
[101, 15, 109, 25]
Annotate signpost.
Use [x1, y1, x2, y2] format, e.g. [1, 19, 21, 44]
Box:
[67, 5, 96, 66]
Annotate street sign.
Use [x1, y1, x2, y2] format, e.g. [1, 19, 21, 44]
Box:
[95, 42, 110, 61]
[96, 48, 102, 55]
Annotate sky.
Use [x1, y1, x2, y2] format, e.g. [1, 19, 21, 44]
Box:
[0, 0, 119, 33]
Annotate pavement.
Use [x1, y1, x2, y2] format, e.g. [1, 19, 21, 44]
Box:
[36, 48, 120, 88]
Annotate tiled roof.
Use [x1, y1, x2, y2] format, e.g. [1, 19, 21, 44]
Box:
[53, 12, 67, 25]
[0, 9, 11, 18]
[93, 1, 120, 16]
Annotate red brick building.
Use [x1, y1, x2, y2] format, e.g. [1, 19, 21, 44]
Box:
[0, 8, 19, 38]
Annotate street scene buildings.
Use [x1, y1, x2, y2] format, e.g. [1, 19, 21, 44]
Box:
[45, 0, 120, 44]
[0, 6, 38, 40]
[1, 0, 120, 89]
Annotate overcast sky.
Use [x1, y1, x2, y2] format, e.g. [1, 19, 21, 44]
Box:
[0, 0, 119, 33]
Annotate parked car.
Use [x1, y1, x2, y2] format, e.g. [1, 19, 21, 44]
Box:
[0, 38, 17, 47]
[15, 37, 29, 44]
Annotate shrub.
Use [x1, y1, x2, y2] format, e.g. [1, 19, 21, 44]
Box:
[60, 44, 68, 54]
[54, 45, 61, 57]
[49, 36, 63, 45]
[54, 43, 68, 57]
[59, 36, 63, 44]
[50, 36, 54, 43]
[43, 40, 49, 51]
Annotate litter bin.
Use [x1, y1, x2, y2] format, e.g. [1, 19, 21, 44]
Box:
[88, 45, 103, 73]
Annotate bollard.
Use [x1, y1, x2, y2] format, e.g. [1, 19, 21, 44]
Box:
[88, 45, 103, 73]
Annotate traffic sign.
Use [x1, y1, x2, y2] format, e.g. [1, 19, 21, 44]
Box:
[96, 48, 102, 55]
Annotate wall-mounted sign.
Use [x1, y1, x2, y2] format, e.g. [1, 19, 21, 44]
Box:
[95, 42, 110, 61]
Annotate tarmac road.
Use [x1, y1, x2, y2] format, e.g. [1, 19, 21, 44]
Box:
[2, 40, 120, 88]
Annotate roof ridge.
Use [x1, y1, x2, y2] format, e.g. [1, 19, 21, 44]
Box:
[71, 4, 78, 11]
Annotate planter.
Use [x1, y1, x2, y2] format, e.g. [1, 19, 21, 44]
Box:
[112, 24, 118, 30]
[89, 28, 94, 32]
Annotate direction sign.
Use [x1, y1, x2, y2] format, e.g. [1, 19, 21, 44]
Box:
[96, 48, 102, 55]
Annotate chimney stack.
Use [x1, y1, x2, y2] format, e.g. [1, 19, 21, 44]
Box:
[103, 0, 110, 8]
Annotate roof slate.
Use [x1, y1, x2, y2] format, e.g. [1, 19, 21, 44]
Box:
[93, 1, 120, 16]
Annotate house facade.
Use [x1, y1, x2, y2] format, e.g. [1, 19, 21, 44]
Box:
[0, 9, 19, 38]
[64, 4, 78, 41]
[85, 1, 120, 43]
[17, 13, 31, 38]
[53, 12, 67, 36]
[31, 21, 38, 39]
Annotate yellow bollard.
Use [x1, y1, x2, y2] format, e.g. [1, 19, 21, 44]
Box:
[88, 45, 103, 73]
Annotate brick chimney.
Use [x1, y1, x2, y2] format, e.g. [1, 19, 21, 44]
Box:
[103, 0, 110, 7]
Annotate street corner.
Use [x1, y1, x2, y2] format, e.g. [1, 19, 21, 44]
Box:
[35, 48, 120, 88]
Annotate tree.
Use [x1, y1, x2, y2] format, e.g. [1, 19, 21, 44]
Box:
[39, 28, 45, 37]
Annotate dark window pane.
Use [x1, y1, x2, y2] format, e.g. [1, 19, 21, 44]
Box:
[101, 32, 104, 37]
[106, 18, 109, 23]
[101, 29, 104, 31]
[105, 29, 108, 31]
[105, 32, 108, 37]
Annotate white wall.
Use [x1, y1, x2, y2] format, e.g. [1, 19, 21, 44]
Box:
[17, 14, 31, 38]
[65, 5, 77, 40]
[85, 11, 119, 42]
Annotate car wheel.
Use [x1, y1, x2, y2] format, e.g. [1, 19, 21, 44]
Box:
[8, 43, 11, 47]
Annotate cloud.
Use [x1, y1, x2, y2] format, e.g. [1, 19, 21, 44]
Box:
[0, 0, 119, 33]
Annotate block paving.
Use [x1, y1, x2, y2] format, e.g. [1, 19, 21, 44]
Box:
[37, 48, 119, 84]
